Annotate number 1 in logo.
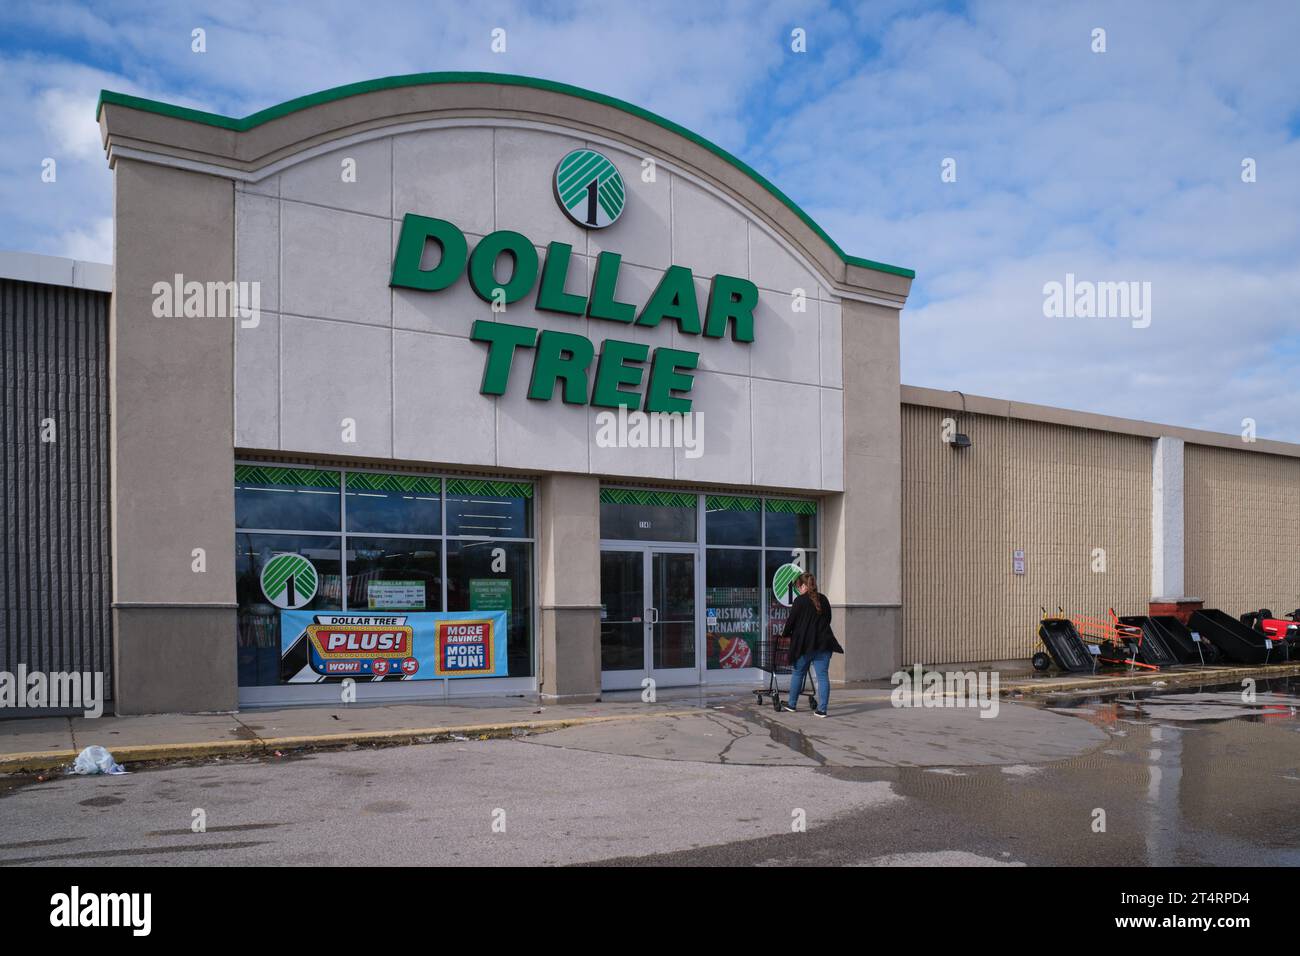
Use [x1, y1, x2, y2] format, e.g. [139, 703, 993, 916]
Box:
[554, 149, 626, 229]
[261, 553, 319, 610]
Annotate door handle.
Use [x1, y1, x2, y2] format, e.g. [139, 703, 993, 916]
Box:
[647, 607, 659, 625]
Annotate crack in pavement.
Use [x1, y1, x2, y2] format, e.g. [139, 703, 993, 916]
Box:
[723, 704, 832, 766]
[701, 712, 752, 764]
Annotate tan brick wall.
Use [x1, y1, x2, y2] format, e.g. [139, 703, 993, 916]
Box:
[901, 405, 1152, 664]
[1185, 443, 1300, 617]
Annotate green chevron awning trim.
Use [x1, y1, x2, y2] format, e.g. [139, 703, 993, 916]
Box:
[764, 499, 817, 516]
[445, 478, 534, 499]
[347, 472, 441, 494]
[706, 495, 761, 512]
[600, 488, 697, 508]
[235, 465, 341, 489]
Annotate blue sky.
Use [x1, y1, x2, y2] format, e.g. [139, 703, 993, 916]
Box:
[2, 0, 1298, 439]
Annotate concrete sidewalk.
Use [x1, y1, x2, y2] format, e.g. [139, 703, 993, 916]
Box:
[3, 661, 1295, 774]
[997, 660, 1300, 697]
[0, 697, 702, 774]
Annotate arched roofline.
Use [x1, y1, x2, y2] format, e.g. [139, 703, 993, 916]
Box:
[98, 71, 913, 281]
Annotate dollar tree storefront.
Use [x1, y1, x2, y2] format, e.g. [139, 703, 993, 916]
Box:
[97, 72, 913, 714]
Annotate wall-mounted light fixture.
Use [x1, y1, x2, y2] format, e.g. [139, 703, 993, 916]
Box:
[950, 390, 972, 449]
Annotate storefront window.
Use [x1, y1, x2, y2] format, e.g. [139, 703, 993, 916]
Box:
[235, 465, 340, 531]
[345, 536, 442, 611]
[599, 488, 697, 541]
[234, 464, 535, 688]
[766, 549, 817, 643]
[345, 473, 440, 535]
[236, 533, 342, 686]
[445, 478, 532, 537]
[705, 548, 761, 670]
[447, 539, 533, 677]
[764, 498, 817, 549]
[705, 495, 760, 546]
[703, 496, 819, 671]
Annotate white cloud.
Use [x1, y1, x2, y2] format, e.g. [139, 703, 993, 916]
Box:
[0, 0, 1296, 439]
[57, 215, 112, 262]
[36, 87, 102, 160]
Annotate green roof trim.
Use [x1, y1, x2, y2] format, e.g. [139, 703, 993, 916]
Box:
[97, 72, 914, 280]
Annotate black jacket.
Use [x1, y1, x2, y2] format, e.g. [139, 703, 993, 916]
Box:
[781, 592, 843, 662]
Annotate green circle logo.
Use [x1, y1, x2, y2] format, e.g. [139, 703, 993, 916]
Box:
[261, 553, 318, 610]
[772, 563, 803, 608]
[554, 149, 625, 228]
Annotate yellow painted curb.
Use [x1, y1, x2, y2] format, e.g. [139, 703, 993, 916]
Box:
[0, 708, 701, 775]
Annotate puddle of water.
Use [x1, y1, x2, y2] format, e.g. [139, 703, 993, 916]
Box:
[871, 676, 1300, 864]
[1044, 675, 1300, 725]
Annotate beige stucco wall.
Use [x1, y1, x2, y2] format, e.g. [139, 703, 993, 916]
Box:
[110, 159, 237, 713]
[101, 77, 911, 706]
[537, 474, 601, 700]
[1185, 443, 1300, 615]
[229, 122, 852, 492]
[900, 404, 1152, 664]
[821, 299, 903, 679]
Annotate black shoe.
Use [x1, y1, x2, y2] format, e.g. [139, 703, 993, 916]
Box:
[782, 705, 797, 713]
[814, 710, 827, 718]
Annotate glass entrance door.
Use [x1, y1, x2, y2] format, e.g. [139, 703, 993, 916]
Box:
[601, 547, 698, 690]
[599, 550, 645, 678]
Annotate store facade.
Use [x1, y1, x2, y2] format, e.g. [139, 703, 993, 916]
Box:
[97, 73, 913, 713]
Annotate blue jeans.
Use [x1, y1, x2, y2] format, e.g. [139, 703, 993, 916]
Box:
[787, 649, 831, 711]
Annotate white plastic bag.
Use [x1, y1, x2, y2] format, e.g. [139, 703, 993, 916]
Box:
[69, 745, 127, 775]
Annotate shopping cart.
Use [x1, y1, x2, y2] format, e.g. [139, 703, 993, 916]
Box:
[752, 635, 817, 711]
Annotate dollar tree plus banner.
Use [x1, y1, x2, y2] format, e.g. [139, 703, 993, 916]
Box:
[279, 611, 508, 682]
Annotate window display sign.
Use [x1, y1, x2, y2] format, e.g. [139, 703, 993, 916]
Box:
[706, 586, 759, 669]
[469, 578, 512, 611]
[279, 610, 508, 682]
[433, 618, 497, 676]
[367, 580, 426, 609]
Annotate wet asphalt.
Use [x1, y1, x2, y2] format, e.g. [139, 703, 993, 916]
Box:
[1, 676, 1296, 866]
[590, 677, 1300, 866]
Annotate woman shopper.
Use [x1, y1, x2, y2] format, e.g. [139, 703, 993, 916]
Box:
[782, 572, 843, 717]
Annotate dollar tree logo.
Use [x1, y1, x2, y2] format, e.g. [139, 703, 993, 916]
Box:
[261, 553, 318, 609]
[554, 148, 625, 228]
[772, 562, 803, 608]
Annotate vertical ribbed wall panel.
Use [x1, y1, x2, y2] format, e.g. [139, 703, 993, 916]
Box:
[0, 278, 111, 695]
[901, 405, 1151, 664]
[1185, 443, 1300, 615]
